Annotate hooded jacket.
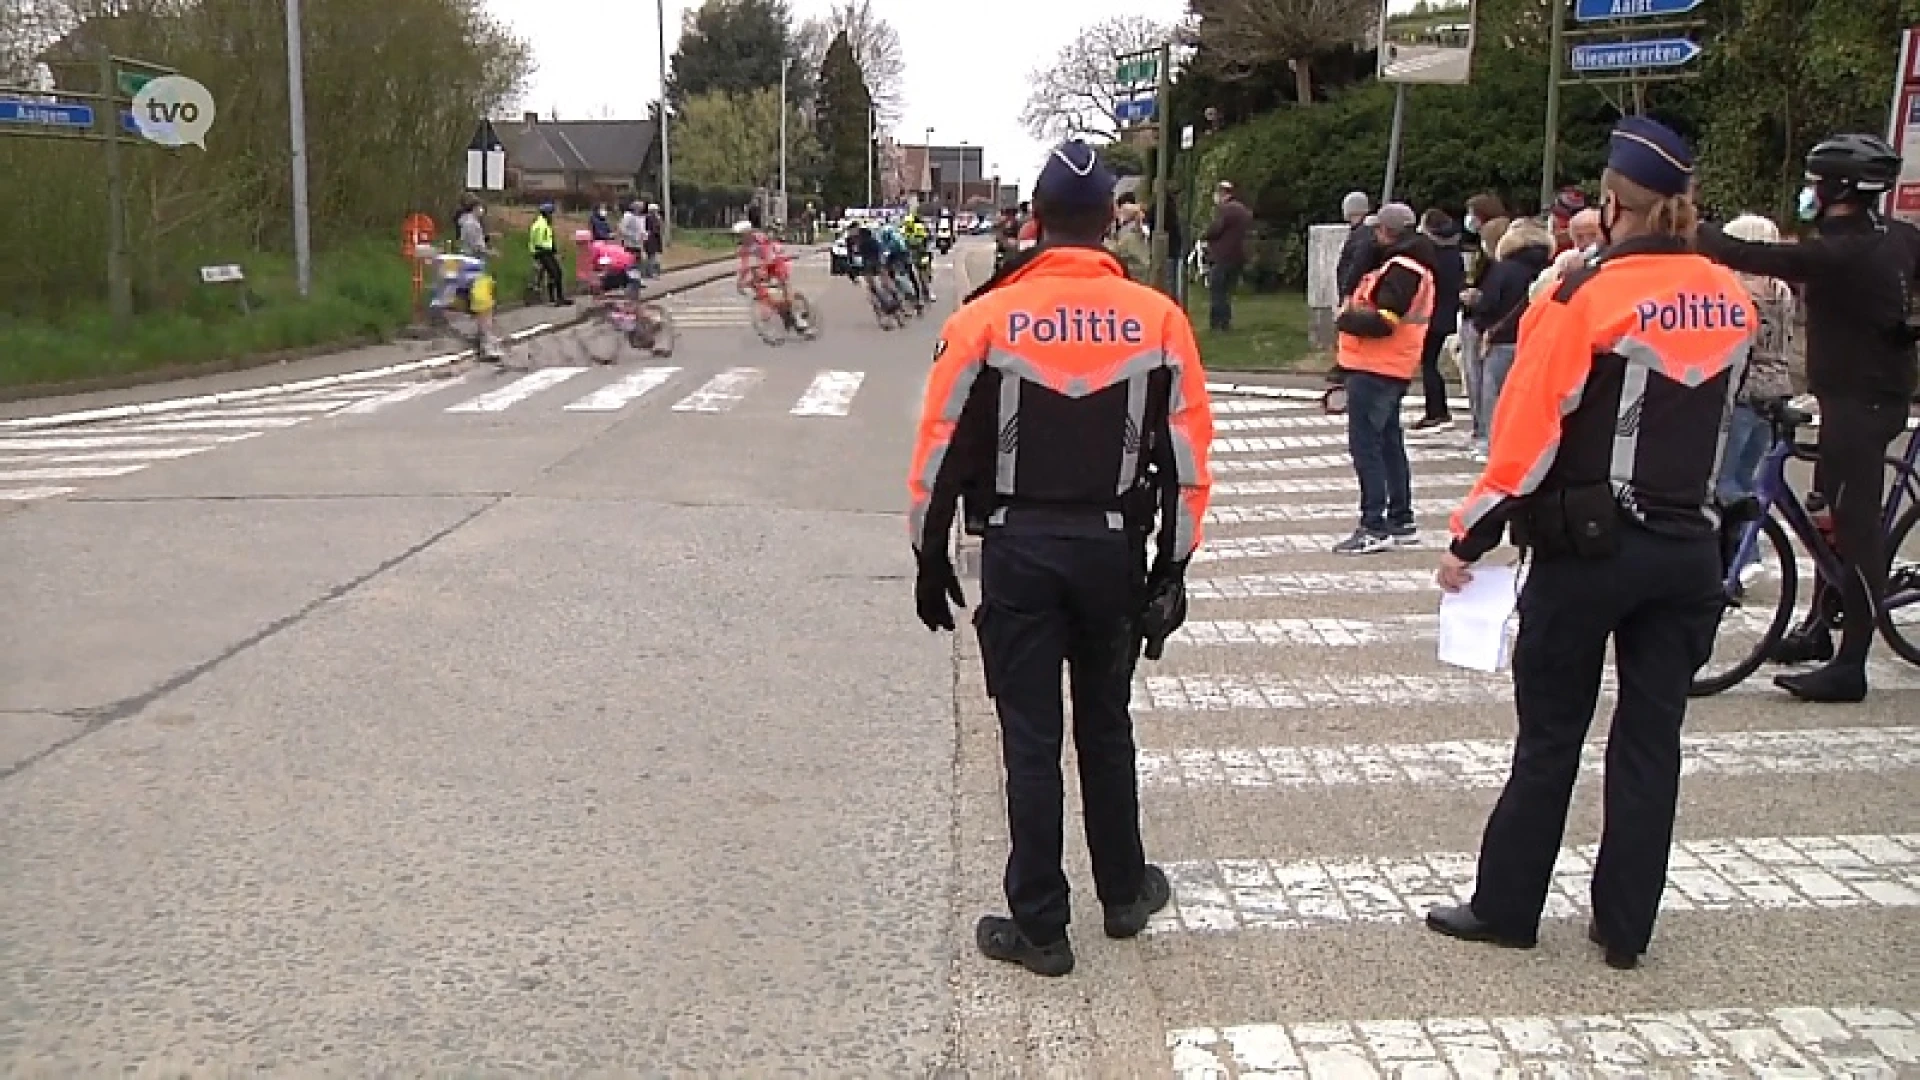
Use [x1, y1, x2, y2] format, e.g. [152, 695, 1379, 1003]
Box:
[1468, 221, 1553, 345]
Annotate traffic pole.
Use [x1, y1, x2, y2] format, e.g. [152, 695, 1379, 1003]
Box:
[1540, 0, 1566, 211]
[286, 0, 312, 298]
[657, 0, 674, 247]
[1149, 41, 1173, 295]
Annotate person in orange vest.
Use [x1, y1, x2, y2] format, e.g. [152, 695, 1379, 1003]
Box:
[1328, 201, 1437, 554]
[909, 139, 1215, 977]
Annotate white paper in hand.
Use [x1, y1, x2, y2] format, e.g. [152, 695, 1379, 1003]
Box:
[1438, 565, 1519, 673]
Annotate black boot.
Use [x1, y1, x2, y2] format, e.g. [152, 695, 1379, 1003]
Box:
[1766, 621, 1834, 665]
[1588, 921, 1640, 970]
[1775, 660, 1868, 703]
[975, 916, 1074, 977]
[1103, 864, 1172, 939]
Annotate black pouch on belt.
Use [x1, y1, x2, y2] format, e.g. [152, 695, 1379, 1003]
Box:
[1560, 483, 1623, 560]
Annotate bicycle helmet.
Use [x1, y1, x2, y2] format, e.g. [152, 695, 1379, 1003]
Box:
[1805, 134, 1901, 208]
[732, 220, 753, 235]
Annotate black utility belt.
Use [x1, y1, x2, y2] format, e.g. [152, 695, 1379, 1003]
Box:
[1509, 484, 1622, 561]
[987, 505, 1132, 533]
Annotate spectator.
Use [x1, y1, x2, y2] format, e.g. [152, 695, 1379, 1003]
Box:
[619, 200, 647, 278]
[1335, 190, 1377, 303]
[1530, 207, 1604, 300]
[589, 203, 613, 242]
[1458, 193, 1512, 454]
[1108, 198, 1151, 281]
[1411, 208, 1465, 431]
[1202, 180, 1254, 330]
[1461, 218, 1554, 461]
[1715, 213, 1797, 506]
[1549, 187, 1588, 254]
[643, 202, 665, 277]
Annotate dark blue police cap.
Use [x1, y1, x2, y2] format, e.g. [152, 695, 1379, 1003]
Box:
[1608, 116, 1693, 198]
[1033, 139, 1117, 211]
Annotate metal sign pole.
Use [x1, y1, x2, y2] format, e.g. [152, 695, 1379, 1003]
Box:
[1382, 82, 1408, 205]
[1150, 42, 1173, 293]
[286, 0, 313, 297]
[1541, 0, 1567, 211]
[657, 0, 674, 246]
[99, 49, 130, 325]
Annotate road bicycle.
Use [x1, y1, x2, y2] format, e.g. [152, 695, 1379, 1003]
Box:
[1690, 398, 1920, 696]
[522, 258, 564, 307]
[865, 271, 908, 331]
[424, 290, 506, 363]
[738, 268, 817, 347]
[584, 283, 676, 362]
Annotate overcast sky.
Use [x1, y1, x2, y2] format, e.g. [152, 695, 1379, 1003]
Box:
[491, 0, 1190, 198]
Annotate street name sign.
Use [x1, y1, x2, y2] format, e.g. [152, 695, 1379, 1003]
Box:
[1569, 38, 1702, 73]
[0, 100, 94, 128]
[1574, 0, 1705, 21]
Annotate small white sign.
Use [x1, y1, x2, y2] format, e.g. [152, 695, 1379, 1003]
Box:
[466, 148, 506, 191]
[199, 264, 244, 284]
[1181, 124, 1194, 149]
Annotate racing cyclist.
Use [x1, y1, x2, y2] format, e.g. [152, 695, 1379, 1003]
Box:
[874, 219, 920, 309]
[734, 219, 807, 332]
[902, 212, 935, 303]
[415, 242, 504, 360]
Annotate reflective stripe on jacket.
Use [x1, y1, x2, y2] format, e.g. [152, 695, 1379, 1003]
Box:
[1337, 254, 1435, 381]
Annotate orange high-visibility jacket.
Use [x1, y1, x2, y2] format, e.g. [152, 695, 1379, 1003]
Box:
[1336, 254, 1436, 381]
[1449, 236, 1759, 561]
[909, 246, 1214, 563]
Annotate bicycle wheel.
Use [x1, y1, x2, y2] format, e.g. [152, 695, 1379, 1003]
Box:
[1690, 512, 1799, 696]
[751, 297, 786, 345]
[1880, 502, 1920, 666]
[635, 306, 677, 356]
[789, 292, 818, 340]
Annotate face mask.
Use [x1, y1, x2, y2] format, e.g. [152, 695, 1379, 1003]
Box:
[1796, 185, 1819, 222]
[1464, 213, 1481, 233]
[1599, 199, 1619, 246]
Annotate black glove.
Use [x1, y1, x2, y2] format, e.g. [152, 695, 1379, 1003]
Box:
[915, 549, 967, 632]
[1140, 559, 1189, 660]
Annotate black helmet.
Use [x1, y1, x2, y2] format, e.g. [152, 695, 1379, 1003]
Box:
[1805, 134, 1901, 202]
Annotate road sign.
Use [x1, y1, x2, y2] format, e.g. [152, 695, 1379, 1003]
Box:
[0, 100, 94, 128]
[1569, 37, 1701, 73]
[116, 70, 153, 97]
[1574, 0, 1704, 21]
[1181, 124, 1194, 150]
[1116, 96, 1157, 126]
[1115, 56, 1158, 87]
[466, 118, 505, 191]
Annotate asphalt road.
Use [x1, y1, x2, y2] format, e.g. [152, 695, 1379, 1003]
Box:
[3, 241, 1917, 1075]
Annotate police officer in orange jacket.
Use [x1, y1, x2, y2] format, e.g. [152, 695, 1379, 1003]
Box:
[1425, 118, 1756, 970]
[1331, 202, 1437, 554]
[908, 140, 1215, 977]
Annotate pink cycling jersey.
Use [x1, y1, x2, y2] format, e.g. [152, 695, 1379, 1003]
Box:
[591, 241, 636, 274]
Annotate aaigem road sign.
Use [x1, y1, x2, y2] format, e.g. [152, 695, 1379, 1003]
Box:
[0, 100, 94, 128]
[1574, 0, 1705, 20]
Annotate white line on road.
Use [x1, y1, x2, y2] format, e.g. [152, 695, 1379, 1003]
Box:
[790, 370, 867, 417]
[1216, 414, 1363, 431]
[96, 416, 308, 432]
[114, 399, 365, 422]
[337, 378, 469, 415]
[1168, 1005, 1920, 1078]
[1208, 499, 1456, 525]
[1138, 726, 1920, 790]
[672, 366, 764, 412]
[1149, 834, 1920, 935]
[28, 447, 218, 463]
[0, 464, 148, 482]
[1133, 663, 1920, 711]
[445, 366, 589, 413]
[0, 486, 75, 501]
[1213, 451, 1473, 474]
[563, 366, 681, 412]
[1170, 610, 1777, 649]
[1186, 570, 1444, 598]
[1208, 399, 1316, 415]
[1215, 434, 1353, 453]
[1194, 534, 1429, 561]
[1213, 474, 1479, 497]
[0, 432, 259, 452]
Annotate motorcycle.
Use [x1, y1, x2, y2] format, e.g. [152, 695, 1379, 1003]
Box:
[934, 218, 954, 255]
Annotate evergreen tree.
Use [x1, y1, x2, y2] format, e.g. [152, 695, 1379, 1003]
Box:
[668, 0, 811, 106]
[816, 31, 875, 210]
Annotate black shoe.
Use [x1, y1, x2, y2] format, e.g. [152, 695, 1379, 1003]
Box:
[1588, 921, 1640, 970]
[1411, 415, 1451, 431]
[975, 916, 1074, 977]
[1767, 624, 1834, 665]
[1104, 864, 1172, 939]
[1774, 662, 1868, 703]
[1423, 903, 1537, 949]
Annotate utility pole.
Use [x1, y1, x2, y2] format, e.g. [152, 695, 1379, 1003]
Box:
[1149, 41, 1173, 294]
[866, 104, 875, 208]
[99, 48, 130, 326]
[1382, 82, 1408, 205]
[657, 0, 674, 246]
[285, 0, 312, 297]
[1540, 0, 1566, 211]
[778, 56, 789, 228]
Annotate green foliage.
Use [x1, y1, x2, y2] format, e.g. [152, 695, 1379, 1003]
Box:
[815, 31, 873, 210]
[667, 0, 806, 105]
[671, 86, 818, 192]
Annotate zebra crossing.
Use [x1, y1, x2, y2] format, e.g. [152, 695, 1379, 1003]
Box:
[957, 390, 1919, 1077]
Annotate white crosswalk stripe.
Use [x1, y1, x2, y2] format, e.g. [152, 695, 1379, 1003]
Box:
[672, 366, 765, 412]
[1207, 499, 1455, 524]
[445, 366, 590, 413]
[791, 370, 866, 417]
[563, 366, 681, 412]
[1212, 449, 1473, 473]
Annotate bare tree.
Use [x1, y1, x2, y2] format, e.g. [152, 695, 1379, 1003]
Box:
[798, 0, 903, 124]
[1189, 0, 1377, 105]
[1019, 15, 1169, 144]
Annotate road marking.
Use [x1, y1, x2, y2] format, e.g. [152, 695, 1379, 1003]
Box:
[1213, 473, 1479, 497]
[0, 464, 148, 482]
[1168, 1005, 1920, 1078]
[337, 378, 469, 415]
[1208, 499, 1456, 525]
[790, 370, 866, 417]
[445, 366, 589, 413]
[119, 399, 363, 422]
[1216, 414, 1362, 431]
[1213, 451, 1473, 474]
[1208, 382, 1473, 410]
[1209, 399, 1317, 415]
[28, 447, 218, 463]
[563, 366, 682, 412]
[1138, 726, 1920, 790]
[672, 366, 764, 412]
[1215, 434, 1355, 453]
[1133, 663, 1920, 711]
[1187, 570, 1447, 598]
[0, 486, 75, 501]
[1172, 615, 1448, 647]
[1194, 534, 1430, 560]
[0, 432, 258, 451]
[97, 416, 308, 432]
[1149, 834, 1920, 935]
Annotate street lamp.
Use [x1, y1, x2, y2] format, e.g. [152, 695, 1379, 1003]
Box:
[924, 126, 934, 203]
[865, 105, 875, 209]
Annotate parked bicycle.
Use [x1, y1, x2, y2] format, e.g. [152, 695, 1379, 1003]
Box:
[1690, 398, 1920, 695]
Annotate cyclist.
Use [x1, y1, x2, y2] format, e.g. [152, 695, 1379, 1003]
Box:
[415, 243, 503, 359]
[588, 237, 639, 298]
[734, 219, 807, 332]
[850, 224, 901, 313]
[902, 212, 935, 303]
[1698, 133, 1920, 703]
[875, 218, 919, 308]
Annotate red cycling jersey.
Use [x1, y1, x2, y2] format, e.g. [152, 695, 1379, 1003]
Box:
[739, 232, 791, 286]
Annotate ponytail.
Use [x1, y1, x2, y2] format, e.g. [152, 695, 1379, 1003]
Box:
[1645, 193, 1699, 241]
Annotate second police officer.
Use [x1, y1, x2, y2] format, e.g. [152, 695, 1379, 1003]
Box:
[1697, 134, 1920, 703]
[907, 139, 1216, 977]
[1426, 118, 1757, 970]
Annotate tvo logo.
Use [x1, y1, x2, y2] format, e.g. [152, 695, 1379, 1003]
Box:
[130, 75, 216, 149]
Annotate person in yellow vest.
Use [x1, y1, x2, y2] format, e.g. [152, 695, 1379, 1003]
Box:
[528, 202, 566, 306]
[1330, 201, 1438, 554]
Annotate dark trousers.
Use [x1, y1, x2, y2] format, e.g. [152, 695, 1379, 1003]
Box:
[974, 525, 1147, 945]
[534, 250, 565, 302]
[1418, 328, 1452, 420]
[1207, 261, 1242, 331]
[1805, 395, 1909, 667]
[1345, 370, 1413, 534]
[1470, 525, 1722, 954]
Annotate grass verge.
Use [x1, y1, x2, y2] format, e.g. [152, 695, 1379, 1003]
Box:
[1186, 288, 1326, 373]
[0, 230, 732, 392]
